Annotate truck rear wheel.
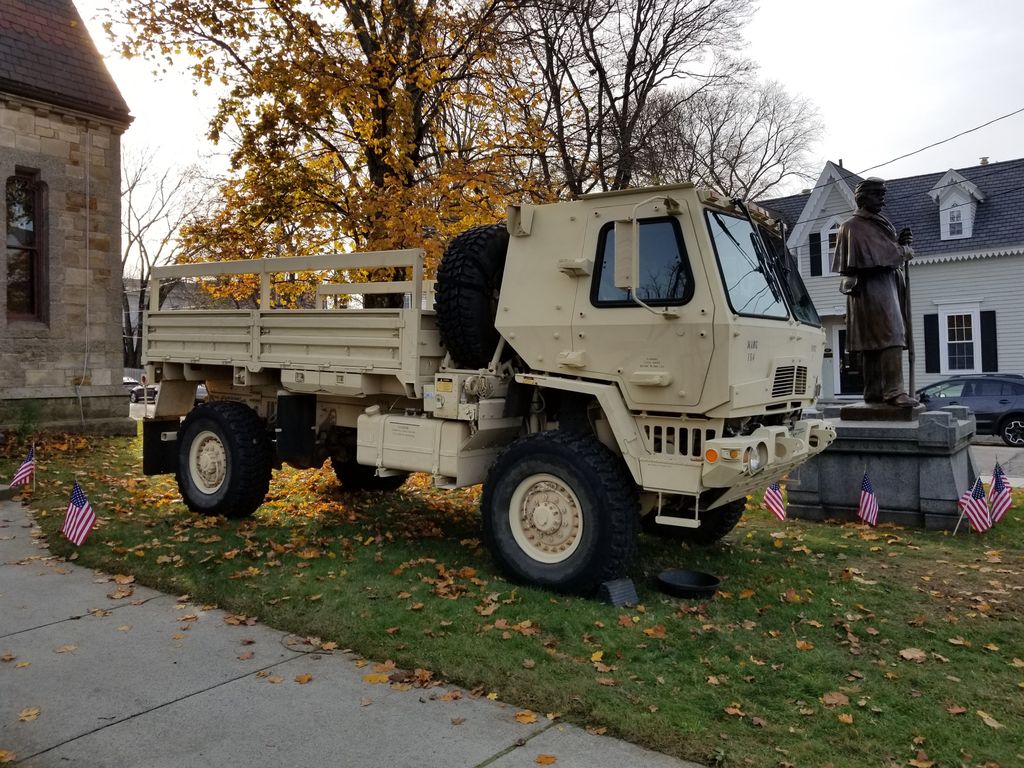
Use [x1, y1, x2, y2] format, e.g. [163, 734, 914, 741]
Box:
[176, 401, 273, 518]
[332, 460, 409, 492]
[643, 498, 745, 546]
[434, 223, 509, 369]
[482, 431, 639, 595]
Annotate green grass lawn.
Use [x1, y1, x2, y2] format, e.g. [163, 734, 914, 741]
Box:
[3, 433, 1022, 768]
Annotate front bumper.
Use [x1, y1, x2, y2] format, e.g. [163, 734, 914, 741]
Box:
[700, 418, 835, 500]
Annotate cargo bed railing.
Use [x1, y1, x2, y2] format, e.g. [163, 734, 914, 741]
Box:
[144, 249, 443, 397]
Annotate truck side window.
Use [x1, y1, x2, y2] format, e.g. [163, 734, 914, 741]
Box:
[591, 217, 692, 307]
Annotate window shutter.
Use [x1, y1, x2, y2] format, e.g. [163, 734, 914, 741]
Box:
[809, 232, 822, 276]
[980, 310, 998, 371]
[923, 314, 939, 373]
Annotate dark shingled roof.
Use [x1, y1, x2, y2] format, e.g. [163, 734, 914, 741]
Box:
[0, 0, 131, 123]
[762, 158, 1024, 258]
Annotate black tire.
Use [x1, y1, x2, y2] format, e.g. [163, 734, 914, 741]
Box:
[642, 498, 744, 546]
[332, 460, 409, 492]
[998, 414, 1024, 447]
[434, 223, 509, 368]
[176, 401, 273, 518]
[481, 431, 639, 595]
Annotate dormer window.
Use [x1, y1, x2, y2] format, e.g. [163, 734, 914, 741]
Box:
[929, 169, 984, 241]
[948, 204, 963, 236]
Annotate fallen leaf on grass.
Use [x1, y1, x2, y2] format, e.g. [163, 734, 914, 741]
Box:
[595, 677, 617, 687]
[535, 756, 557, 765]
[947, 637, 970, 647]
[899, 648, 927, 662]
[724, 703, 744, 717]
[795, 640, 814, 651]
[706, 675, 721, 686]
[643, 625, 667, 638]
[590, 650, 604, 663]
[751, 716, 767, 728]
[113, 574, 135, 585]
[738, 588, 756, 599]
[946, 704, 967, 715]
[385, 627, 400, 635]
[837, 713, 854, 724]
[18, 707, 40, 722]
[821, 692, 849, 707]
[908, 751, 935, 767]
[522, 659, 536, 669]
[976, 710, 1003, 729]
[515, 711, 538, 724]
[585, 725, 607, 735]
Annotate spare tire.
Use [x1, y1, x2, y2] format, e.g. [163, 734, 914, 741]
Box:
[435, 223, 509, 369]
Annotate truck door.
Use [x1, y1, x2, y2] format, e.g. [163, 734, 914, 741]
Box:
[570, 200, 713, 410]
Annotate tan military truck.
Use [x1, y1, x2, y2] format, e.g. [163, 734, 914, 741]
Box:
[141, 183, 835, 594]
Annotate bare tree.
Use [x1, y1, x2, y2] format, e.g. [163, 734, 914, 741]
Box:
[121, 149, 209, 367]
[508, 0, 754, 196]
[635, 79, 823, 197]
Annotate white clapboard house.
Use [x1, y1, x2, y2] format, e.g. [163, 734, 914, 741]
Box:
[762, 157, 1024, 398]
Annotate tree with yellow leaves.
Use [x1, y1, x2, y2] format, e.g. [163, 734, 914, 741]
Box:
[108, 0, 546, 304]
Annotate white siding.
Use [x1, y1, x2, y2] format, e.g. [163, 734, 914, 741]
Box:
[908, 254, 1024, 388]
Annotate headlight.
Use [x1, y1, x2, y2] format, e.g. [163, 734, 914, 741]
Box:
[747, 441, 769, 473]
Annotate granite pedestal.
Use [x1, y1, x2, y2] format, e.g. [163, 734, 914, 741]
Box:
[787, 405, 976, 530]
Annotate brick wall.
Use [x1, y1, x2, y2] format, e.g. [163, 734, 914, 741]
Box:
[0, 94, 133, 433]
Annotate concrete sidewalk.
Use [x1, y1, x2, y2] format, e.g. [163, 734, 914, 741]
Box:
[0, 498, 700, 768]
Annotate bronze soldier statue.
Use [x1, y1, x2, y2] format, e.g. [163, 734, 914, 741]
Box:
[832, 177, 917, 407]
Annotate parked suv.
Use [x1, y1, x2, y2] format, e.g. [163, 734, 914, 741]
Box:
[917, 374, 1024, 446]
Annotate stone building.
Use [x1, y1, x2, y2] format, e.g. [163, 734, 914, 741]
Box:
[1, 0, 133, 432]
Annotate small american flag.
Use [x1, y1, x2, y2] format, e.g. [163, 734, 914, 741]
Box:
[10, 446, 35, 487]
[857, 472, 879, 527]
[959, 477, 991, 533]
[764, 482, 786, 521]
[989, 463, 1012, 525]
[61, 481, 96, 546]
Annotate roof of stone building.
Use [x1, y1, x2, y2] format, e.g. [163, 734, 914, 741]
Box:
[0, 0, 131, 123]
[762, 157, 1024, 258]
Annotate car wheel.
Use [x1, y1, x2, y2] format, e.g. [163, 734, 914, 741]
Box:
[998, 415, 1024, 447]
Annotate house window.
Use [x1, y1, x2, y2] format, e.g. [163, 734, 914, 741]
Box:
[941, 308, 980, 373]
[948, 204, 963, 237]
[5, 170, 46, 320]
[826, 221, 841, 268]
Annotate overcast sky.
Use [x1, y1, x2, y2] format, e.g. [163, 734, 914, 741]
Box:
[77, 0, 1024, 191]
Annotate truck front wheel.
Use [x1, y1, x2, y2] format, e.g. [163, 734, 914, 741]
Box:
[176, 402, 273, 518]
[482, 431, 639, 595]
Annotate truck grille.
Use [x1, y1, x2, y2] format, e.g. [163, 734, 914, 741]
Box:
[772, 365, 808, 398]
[639, 419, 715, 458]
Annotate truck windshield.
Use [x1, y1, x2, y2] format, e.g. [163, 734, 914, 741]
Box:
[705, 210, 788, 319]
[756, 224, 821, 327]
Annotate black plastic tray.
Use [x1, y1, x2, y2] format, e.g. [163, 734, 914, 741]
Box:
[656, 569, 720, 599]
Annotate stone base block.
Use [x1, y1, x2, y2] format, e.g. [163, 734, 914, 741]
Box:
[788, 406, 977, 530]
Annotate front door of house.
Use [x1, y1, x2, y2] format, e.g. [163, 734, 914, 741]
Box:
[837, 329, 863, 395]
